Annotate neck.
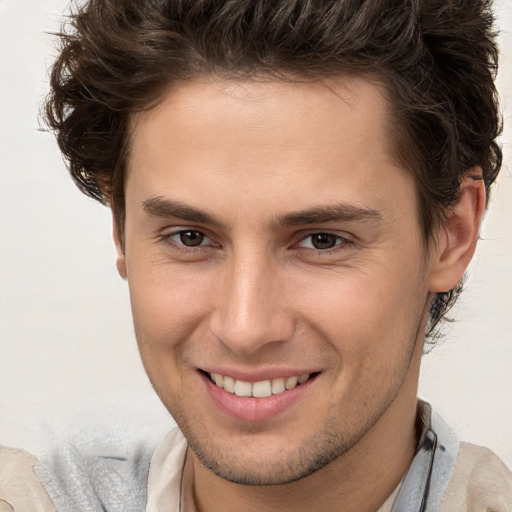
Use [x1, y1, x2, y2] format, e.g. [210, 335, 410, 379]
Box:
[190, 372, 421, 512]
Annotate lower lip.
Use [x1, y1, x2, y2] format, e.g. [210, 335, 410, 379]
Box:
[201, 372, 316, 423]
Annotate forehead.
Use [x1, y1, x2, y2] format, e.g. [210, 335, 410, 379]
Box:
[126, 76, 415, 226]
[129, 76, 394, 161]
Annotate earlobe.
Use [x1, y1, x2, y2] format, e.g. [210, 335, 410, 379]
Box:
[115, 243, 128, 280]
[428, 173, 486, 293]
[112, 215, 128, 280]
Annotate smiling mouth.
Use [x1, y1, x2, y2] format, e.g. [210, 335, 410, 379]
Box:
[206, 372, 318, 398]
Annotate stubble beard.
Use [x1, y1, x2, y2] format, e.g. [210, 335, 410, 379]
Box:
[139, 299, 426, 487]
[182, 409, 385, 486]
[172, 341, 420, 487]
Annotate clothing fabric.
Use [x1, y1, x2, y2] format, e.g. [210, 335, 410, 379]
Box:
[1, 402, 511, 512]
[0, 447, 56, 512]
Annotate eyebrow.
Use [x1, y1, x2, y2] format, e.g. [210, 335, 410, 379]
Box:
[276, 203, 382, 227]
[142, 196, 382, 228]
[142, 197, 226, 228]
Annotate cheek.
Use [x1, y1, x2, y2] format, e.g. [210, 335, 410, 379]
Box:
[127, 264, 215, 404]
[127, 258, 214, 351]
[297, 260, 427, 357]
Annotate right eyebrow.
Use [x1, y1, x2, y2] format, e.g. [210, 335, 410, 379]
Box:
[142, 197, 226, 228]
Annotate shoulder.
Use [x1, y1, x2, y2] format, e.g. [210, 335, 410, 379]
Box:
[0, 445, 56, 512]
[0, 428, 184, 512]
[34, 435, 157, 512]
[441, 442, 512, 512]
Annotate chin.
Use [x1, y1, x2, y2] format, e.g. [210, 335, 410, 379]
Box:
[182, 414, 374, 486]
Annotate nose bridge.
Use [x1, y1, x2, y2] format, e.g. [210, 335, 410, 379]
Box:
[211, 245, 294, 354]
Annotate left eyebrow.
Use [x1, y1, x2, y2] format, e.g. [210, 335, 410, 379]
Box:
[275, 203, 383, 227]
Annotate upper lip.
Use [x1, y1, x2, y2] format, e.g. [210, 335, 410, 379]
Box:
[200, 367, 321, 382]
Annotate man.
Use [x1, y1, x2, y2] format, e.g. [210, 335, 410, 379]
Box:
[1, 0, 511, 510]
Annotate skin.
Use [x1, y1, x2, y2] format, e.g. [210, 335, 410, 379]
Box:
[115, 77, 485, 512]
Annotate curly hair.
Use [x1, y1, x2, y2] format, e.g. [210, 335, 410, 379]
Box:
[45, 0, 502, 342]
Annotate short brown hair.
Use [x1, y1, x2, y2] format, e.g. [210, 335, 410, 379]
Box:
[45, 0, 502, 341]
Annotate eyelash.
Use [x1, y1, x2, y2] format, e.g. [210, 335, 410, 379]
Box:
[158, 229, 216, 253]
[295, 232, 352, 254]
[159, 228, 353, 256]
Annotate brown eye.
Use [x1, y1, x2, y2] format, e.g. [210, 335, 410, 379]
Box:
[309, 233, 339, 250]
[178, 230, 205, 246]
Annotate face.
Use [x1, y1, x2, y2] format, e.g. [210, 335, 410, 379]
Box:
[121, 77, 435, 485]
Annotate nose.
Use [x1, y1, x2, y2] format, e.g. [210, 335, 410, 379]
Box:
[209, 250, 295, 355]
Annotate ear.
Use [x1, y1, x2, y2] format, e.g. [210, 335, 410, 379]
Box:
[112, 214, 128, 280]
[428, 173, 486, 293]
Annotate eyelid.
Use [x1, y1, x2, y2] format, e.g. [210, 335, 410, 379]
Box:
[159, 227, 218, 249]
[294, 230, 354, 252]
[297, 229, 351, 242]
[172, 228, 210, 241]
[157, 226, 353, 254]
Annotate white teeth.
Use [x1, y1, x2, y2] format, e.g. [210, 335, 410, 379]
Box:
[252, 380, 272, 398]
[209, 372, 312, 397]
[271, 378, 285, 394]
[223, 376, 235, 393]
[285, 376, 298, 389]
[212, 373, 224, 387]
[298, 373, 309, 384]
[234, 380, 252, 397]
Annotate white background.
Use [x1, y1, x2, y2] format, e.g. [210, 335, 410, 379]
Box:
[1, 1, 511, 466]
